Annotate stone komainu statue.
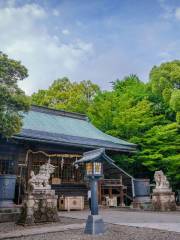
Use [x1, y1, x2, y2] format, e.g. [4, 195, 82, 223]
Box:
[154, 170, 170, 191]
[152, 170, 176, 211]
[19, 160, 59, 225]
[28, 160, 55, 191]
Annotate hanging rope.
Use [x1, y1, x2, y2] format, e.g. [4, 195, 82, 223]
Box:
[24, 149, 81, 167]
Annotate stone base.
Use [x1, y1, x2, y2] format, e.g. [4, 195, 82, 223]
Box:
[84, 215, 105, 235]
[18, 189, 59, 225]
[152, 191, 176, 211]
[132, 197, 152, 210]
[0, 207, 21, 223]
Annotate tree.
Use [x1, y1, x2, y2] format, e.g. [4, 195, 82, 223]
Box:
[131, 123, 180, 187]
[113, 99, 165, 139]
[88, 75, 150, 136]
[0, 52, 30, 138]
[87, 73, 179, 188]
[150, 61, 180, 97]
[31, 64, 179, 188]
[87, 91, 118, 132]
[150, 61, 180, 122]
[32, 78, 100, 114]
[169, 89, 180, 123]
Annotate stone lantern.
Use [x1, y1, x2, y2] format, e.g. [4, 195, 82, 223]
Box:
[75, 148, 107, 235]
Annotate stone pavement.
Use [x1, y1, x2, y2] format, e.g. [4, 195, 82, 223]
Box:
[0, 223, 85, 239]
[59, 208, 180, 233]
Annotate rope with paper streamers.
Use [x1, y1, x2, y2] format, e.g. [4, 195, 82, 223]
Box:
[23, 149, 81, 166]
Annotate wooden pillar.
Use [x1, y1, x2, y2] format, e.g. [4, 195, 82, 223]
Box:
[101, 185, 105, 205]
[109, 187, 112, 199]
[27, 152, 32, 186]
[120, 186, 125, 207]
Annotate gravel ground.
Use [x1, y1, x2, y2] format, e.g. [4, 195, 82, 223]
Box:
[0, 219, 180, 240]
[7, 224, 180, 240]
[0, 217, 83, 234]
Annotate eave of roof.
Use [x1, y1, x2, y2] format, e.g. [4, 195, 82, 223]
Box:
[75, 148, 112, 163]
[14, 129, 136, 152]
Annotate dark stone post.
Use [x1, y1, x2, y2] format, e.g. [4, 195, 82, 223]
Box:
[84, 176, 105, 235]
[91, 178, 98, 215]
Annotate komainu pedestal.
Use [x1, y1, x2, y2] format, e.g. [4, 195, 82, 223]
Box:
[19, 189, 59, 225]
[19, 160, 59, 225]
[152, 170, 176, 211]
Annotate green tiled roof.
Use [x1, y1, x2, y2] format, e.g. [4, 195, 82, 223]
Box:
[15, 106, 136, 152]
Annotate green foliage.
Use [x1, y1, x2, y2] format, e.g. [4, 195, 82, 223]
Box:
[31, 61, 180, 188]
[88, 75, 150, 137]
[113, 74, 149, 108]
[170, 90, 180, 112]
[0, 52, 30, 138]
[113, 99, 163, 139]
[150, 61, 180, 122]
[32, 77, 100, 114]
[131, 123, 180, 187]
[150, 60, 180, 98]
[169, 89, 180, 123]
[87, 91, 118, 132]
[89, 66, 179, 188]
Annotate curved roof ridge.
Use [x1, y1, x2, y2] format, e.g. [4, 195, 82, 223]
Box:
[31, 105, 88, 121]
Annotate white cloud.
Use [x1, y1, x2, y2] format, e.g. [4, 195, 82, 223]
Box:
[158, 0, 173, 19]
[52, 9, 60, 16]
[0, 3, 93, 95]
[175, 7, 180, 20]
[62, 29, 70, 35]
[158, 0, 180, 21]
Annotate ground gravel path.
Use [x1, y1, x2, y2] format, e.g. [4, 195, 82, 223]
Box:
[0, 215, 180, 240]
[60, 208, 180, 233]
[0, 217, 83, 234]
[6, 224, 180, 240]
[0, 220, 180, 240]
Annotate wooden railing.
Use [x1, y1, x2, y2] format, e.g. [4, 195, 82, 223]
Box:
[101, 179, 123, 186]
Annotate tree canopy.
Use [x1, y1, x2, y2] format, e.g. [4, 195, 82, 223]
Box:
[32, 77, 100, 114]
[0, 51, 178, 187]
[149, 61, 180, 123]
[32, 61, 180, 188]
[0, 52, 30, 138]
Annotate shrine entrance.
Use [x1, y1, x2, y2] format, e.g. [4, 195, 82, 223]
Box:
[24, 150, 85, 185]
[16, 149, 134, 207]
[16, 150, 88, 204]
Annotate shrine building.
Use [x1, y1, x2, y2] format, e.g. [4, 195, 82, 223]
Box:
[0, 105, 137, 208]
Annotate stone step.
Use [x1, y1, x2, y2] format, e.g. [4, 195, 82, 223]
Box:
[0, 207, 21, 213]
[0, 207, 21, 223]
[0, 212, 20, 223]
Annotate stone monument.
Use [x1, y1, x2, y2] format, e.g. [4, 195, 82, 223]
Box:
[19, 160, 59, 225]
[152, 170, 176, 211]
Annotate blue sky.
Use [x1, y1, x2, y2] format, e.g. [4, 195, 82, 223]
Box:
[0, 0, 180, 94]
